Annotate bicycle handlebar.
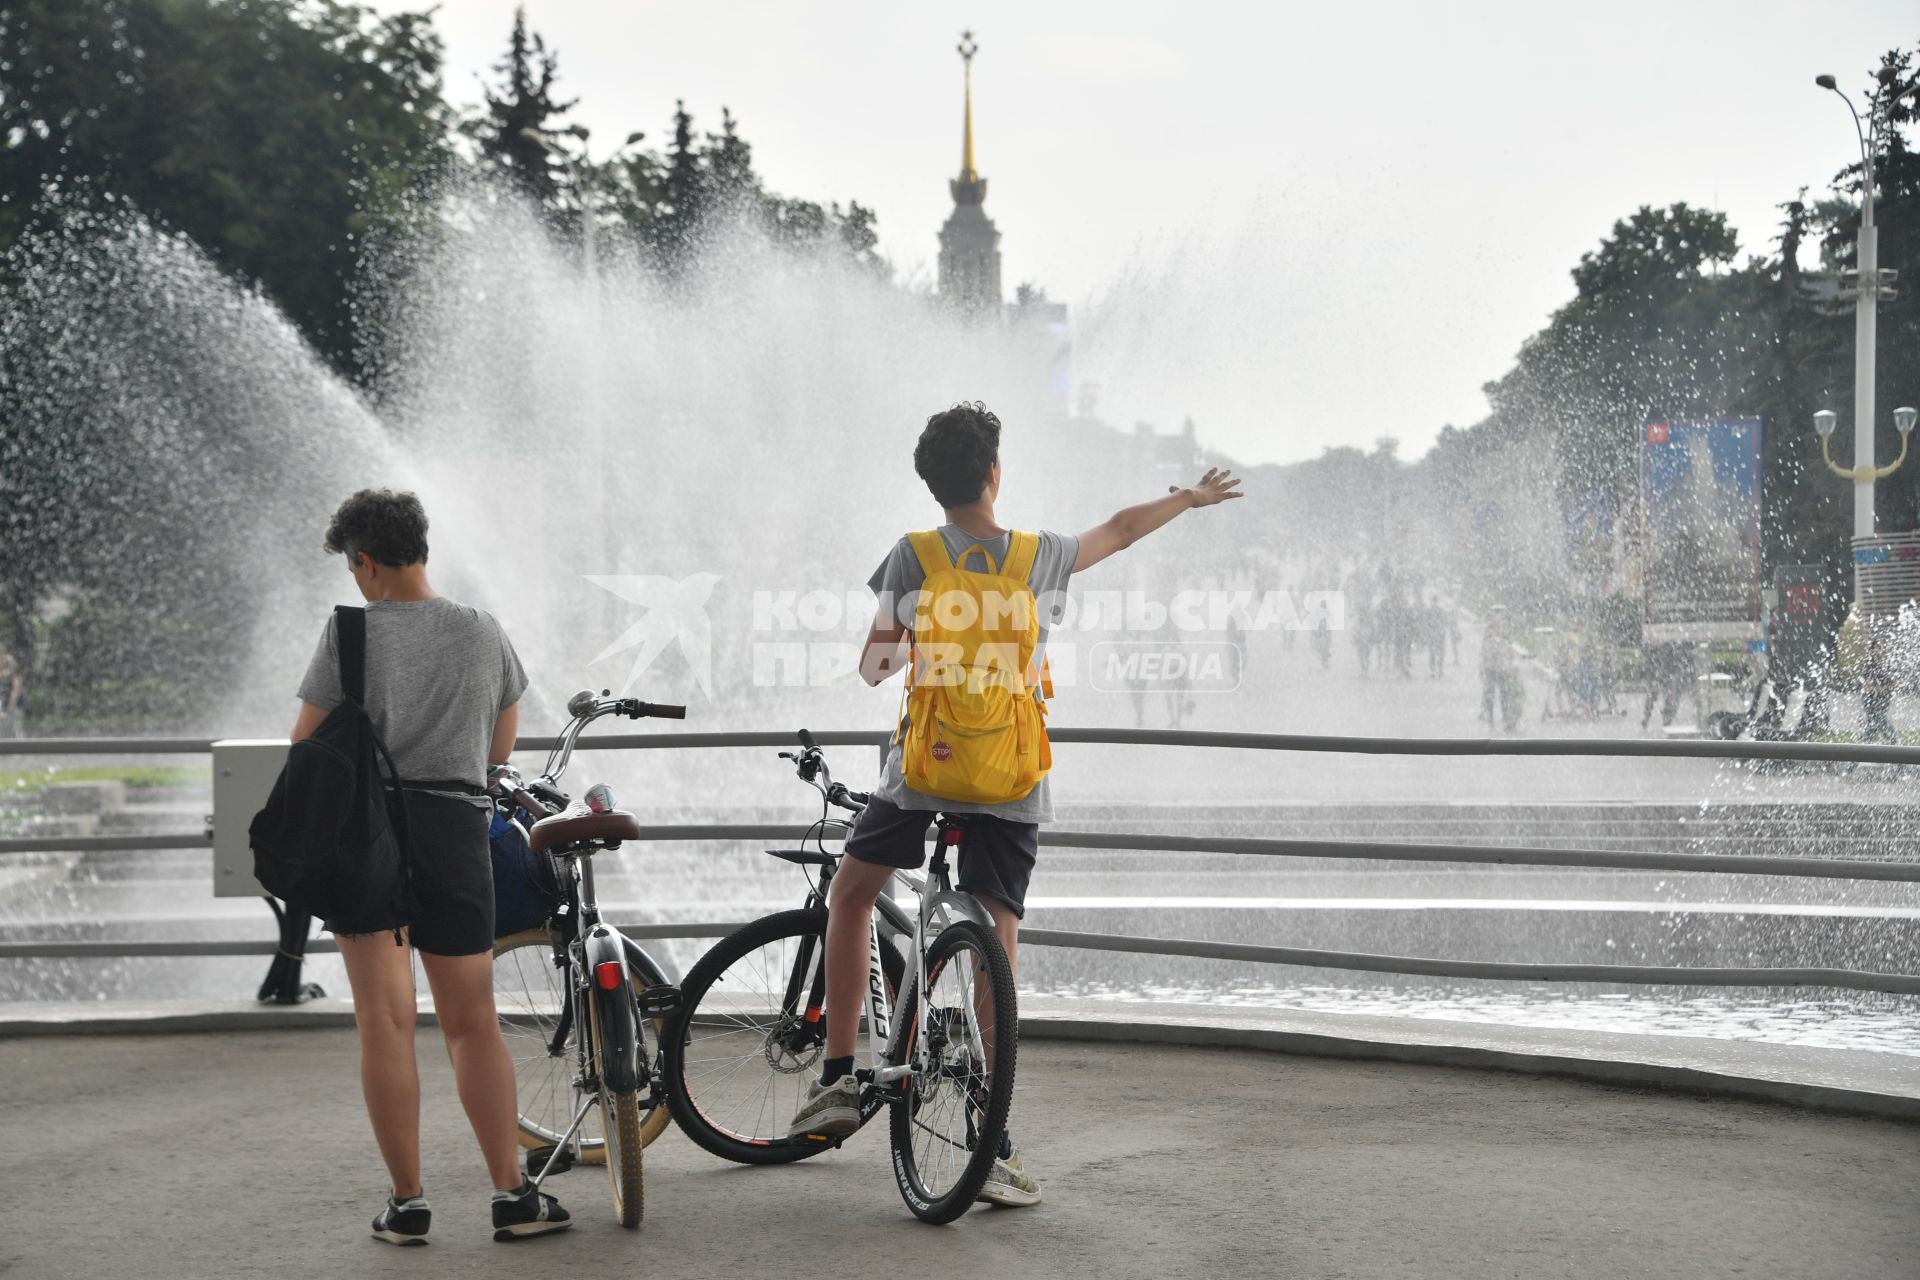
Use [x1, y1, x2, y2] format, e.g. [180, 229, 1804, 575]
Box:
[783, 729, 867, 815]
[619, 698, 686, 720]
[534, 690, 691, 786]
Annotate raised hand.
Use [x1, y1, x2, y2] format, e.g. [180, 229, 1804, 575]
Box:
[1174, 467, 1244, 507]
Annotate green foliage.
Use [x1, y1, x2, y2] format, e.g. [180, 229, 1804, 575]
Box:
[469, 4, 577, 204]
[0, 764, 209, 794]
[455, 11, 889, 281]
[0, 0, 451, 372]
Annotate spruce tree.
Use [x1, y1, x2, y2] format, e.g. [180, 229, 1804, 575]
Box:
[476, 6, 577, 206]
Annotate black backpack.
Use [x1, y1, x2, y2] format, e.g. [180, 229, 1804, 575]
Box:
[249, 606, 415, 927]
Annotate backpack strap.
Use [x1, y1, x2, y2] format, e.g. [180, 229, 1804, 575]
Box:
[1002, 530, 1040, 583]
[906, 530, 952, 578]
[336, 605, 368, 706]
[334, 604, 416, 921]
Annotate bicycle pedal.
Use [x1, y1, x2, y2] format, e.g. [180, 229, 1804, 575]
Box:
[636, 984, 682, 1018]
[526, 1144, 575, 1176]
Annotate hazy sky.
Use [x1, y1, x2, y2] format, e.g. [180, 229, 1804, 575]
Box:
[365, 0, 1916, 464]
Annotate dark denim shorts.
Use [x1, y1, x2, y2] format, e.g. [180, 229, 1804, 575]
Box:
[843, 794, 1038, 918]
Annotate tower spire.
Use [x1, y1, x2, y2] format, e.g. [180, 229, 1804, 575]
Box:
[938, 28, 1000, 311]
[949, 32, 986, 206]
[959, 30, 979, 184]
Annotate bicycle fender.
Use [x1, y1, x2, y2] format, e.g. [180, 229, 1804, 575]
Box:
[622, 934, 676, 987]
[585, 927, 643, 1093]
[924, 889, 996, 933]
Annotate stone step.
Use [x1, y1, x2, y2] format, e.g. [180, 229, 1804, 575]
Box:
[95, 803, 209, 835]
[35, 780, 127, 816]
[1, 815, 100, 839]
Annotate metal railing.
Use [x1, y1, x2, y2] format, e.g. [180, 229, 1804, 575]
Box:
[3, 728, 1919, 998]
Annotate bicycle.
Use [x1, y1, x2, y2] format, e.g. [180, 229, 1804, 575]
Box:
[662, 730, 1019, 1224]
[487, 689, 687, 1229]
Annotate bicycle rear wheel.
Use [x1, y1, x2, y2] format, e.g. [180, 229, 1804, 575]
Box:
[662, 907, 903, 1165]
[589, 986, 645, 1228]
[492, 927, 672, 1161]
[887, 918, 1017, 1224]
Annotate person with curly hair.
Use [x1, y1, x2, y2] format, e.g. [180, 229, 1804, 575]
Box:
[290, 488, 570, 1246]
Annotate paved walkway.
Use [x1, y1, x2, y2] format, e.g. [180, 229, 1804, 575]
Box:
[3, 1029, 1918, 1279]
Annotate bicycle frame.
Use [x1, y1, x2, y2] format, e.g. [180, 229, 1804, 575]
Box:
[771, 735, 1001, 1099]
[861, 838, 998, 1090]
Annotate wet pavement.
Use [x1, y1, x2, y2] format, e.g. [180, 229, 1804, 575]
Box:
[2, 1026, 1917, 1280]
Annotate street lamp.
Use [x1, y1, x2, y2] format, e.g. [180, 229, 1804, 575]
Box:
[1813, 67, 1918, 541]
[1812, 404, 1916, 482]
[519, 125, 645, 283]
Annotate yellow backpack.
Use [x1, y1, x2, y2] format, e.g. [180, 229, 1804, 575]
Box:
[896, 529, 1053, 805]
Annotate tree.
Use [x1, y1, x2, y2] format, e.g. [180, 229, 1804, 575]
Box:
[472, 5, 578, 206]
[652, 99, 704, 270]
[1, 0, 449, 671]
[0, 0, 449, 373]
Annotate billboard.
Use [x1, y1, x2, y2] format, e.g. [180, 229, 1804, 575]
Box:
[1639, 418, 1763, 642]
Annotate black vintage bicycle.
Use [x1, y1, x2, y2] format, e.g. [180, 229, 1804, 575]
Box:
[662, 730, 1019, 1223]
[487, 690, 686, 1229]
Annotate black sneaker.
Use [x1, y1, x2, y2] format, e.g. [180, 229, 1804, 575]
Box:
[371, 1193, 431, 1246]
[491, 1180, 573, 1242]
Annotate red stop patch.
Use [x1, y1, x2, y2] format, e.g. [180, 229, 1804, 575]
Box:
[931, 740, 952, 762]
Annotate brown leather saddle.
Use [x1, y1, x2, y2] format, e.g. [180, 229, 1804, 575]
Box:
[529, 806, 641, 855]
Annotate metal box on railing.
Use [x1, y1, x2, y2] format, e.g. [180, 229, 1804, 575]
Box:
[211, 739, 288, 898]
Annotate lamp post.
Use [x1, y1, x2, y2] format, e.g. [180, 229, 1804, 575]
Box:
[1813, 69, 1917, 542]
[519, 125, 646, 282]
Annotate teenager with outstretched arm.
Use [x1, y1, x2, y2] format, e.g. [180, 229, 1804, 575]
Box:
[786, 402, 1242, 1206]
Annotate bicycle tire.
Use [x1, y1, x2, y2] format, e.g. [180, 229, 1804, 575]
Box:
[662, 906, 904, 1165]
[886, 918, 1017, 1224]
[492, 927, 673, 1160]
[589, 987, 645, 1228]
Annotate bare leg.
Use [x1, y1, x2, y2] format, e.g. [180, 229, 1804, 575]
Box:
[971, 894, 1021, 1149]
[339, 931, 422, 1198]
[419, 949, 524, 1191]
[975, 895, 1019, 986]
[823, 857, 897, 1061]
[972, 894, 1019, 1047]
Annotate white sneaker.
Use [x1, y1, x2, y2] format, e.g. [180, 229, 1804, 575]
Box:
[977, 1148, 1042, 1207]
[787, 1075, 862, 1138]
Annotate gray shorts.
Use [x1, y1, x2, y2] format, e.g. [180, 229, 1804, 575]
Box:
[843, 795, 1038, 918]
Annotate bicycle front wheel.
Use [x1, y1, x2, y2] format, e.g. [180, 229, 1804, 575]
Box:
[492, 927, 673, 1162]
[887, 918, 1018, 1224]
[663, 907, 903, 1165]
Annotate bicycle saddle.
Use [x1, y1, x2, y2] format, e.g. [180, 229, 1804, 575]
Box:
[765, 848, 836, 866]
[530, 806, 641, 854]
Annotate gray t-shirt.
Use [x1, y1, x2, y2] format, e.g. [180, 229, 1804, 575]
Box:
[297, 597, 528, 806]
[869, 525, 1078, 823]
